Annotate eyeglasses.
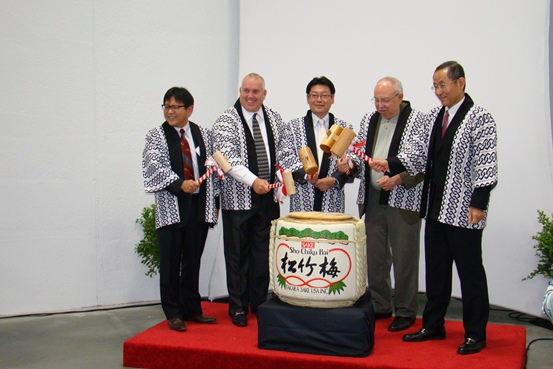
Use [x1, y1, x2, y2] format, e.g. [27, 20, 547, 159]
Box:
[308, 93, 333, 100]
[371, 93, 399, 105]
[161, 104, 185, 112]
[431, 79, 457, 92]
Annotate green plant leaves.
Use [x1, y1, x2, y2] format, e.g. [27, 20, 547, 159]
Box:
[524, 210, 553, 281]
[135, 204, 160, 277]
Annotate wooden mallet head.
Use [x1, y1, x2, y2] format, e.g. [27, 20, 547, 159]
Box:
[298, 146, 318, 175]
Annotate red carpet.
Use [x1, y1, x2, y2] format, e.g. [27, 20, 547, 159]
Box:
[123, 301, 526, 369]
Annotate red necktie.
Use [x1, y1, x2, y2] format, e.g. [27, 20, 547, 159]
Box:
[441, 110, 449, 137]
[180, 128, 194, 180]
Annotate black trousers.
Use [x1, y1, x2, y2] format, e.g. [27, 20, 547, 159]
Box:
[222, 192, 279, 316]
[422, 218, 489, 341]
[156, 202, 209, 320]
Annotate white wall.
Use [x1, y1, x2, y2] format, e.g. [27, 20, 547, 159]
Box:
[1, 0, 552, 318]
[238, 0, 553, 317]
[0, 0, 239, 315]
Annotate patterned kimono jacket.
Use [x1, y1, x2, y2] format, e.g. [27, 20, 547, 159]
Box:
[142, 122, 219, 229]
[390, 94, 498, 229]
[286, 111, 357, 213]
[212, 100, 301, 211]
[355, 101, 426, 213]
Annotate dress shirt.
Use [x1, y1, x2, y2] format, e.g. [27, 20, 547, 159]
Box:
[173, 124, 199, 180]
[228, 107, 272, 187]
[445, 96, 465, 122]
[371, 113, 398, 190]
[312, 113, 329, 143]
[313, 113, 329, 168]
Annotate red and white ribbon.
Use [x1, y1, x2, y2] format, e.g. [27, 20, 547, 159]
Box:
[196, 156, 225, 185]
[350, 140, 371, 163]
[268, 164, 288, 203]
[345, 140, 386, 173]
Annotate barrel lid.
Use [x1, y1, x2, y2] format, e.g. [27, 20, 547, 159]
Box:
[287, 211, 353, 221]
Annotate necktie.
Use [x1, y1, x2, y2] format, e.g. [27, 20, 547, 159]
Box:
[252, 113, 270, 180]
[442, 109, 449, 137]
[180, 128, 194, 180]
[317, 119, 326, 165]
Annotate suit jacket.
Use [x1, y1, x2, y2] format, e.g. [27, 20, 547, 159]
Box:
[142, 121, 219, 228]
[287, 111, 356, 212]
[212, 100, 301, 211]
[355, 101, 425, 215]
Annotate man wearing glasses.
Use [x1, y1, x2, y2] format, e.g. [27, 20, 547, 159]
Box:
[287, 76, 357, 213]
[373, 61, 498, 354]
[142, 87, 219, 332]
[338, 76, 425, 333]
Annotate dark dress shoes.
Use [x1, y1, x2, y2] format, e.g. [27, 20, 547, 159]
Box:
[167, 318, 186, 332]
[231, 311, 247, 327]
[457, 338, 486, 354]
[388, 316, 416, 332]
[402, 327, 446, 342]
[186, 314, 217, 324]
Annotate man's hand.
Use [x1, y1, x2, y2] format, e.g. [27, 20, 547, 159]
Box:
[376, 174, 402, 191]
[337, 157, 352, 173]
[252, 178, 270, 194]
[307, 173, 319, 185]
[370, 158, 388, 173]
[468, 207, 485, 224]
[181, 179, 200, 194]
[315, 177, 335, 192]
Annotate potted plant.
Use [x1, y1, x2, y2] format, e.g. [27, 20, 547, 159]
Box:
[524, 210, 553, 324]
[524, 210, 553, 280]
[135, 204, 160, 277]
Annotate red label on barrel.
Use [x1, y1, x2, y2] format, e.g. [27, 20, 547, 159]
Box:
[301, 241, 315, 249]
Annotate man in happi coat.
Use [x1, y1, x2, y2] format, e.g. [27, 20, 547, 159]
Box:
[287, 76, 357, 213]
[212, 73, 301, 327]
[372, 61, 498, 355]
[142, 87, 219, 332]
[339, 77, 425, 333]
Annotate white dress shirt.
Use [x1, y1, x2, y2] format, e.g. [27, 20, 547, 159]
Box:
[228, 107, 272, 187]
[174, 124, 199, 180]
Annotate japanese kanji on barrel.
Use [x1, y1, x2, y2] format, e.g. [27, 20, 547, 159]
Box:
[269, 211, 367, 308]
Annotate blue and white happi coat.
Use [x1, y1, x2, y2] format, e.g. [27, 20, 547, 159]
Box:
[142, 124, 219, 229]
[397, 98, 498, 229]
[355, 107, 426, 212]
[212, 104, 301, 210]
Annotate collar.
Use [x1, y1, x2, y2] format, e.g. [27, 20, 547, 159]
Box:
[174, 123, 191, 136]
[311, 113, 329, 127]
[241, 106, 263, 123]
[381, 112, 399, 124]
[446, 96, 465, 119]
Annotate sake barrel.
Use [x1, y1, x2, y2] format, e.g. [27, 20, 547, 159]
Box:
[269, 211, 367, 308]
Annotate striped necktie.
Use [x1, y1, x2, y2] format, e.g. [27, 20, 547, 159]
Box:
[252, 113, 270, 180]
